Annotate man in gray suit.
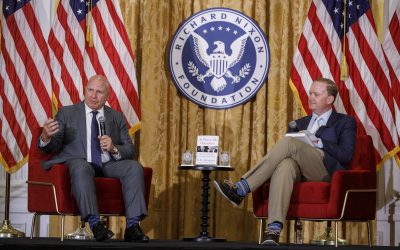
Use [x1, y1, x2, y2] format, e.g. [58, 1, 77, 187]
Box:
[39, 75, 149, 242]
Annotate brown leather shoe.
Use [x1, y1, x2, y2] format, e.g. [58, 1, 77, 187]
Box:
[261, 228, 280, 246]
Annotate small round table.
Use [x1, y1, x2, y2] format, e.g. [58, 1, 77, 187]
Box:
[178, 165, 233, 242]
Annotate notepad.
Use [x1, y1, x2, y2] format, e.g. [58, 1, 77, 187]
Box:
[285, 131, 314, 146]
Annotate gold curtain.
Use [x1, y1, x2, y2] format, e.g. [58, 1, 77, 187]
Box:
[50, 0, 379, 244]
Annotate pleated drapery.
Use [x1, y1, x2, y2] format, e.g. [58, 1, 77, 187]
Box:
[48, 0, 382, 245]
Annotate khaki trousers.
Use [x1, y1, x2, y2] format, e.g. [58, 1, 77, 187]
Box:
[242, 137, 329, 224]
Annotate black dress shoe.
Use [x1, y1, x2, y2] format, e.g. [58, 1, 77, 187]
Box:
[124, 224, 149, 242]
[91, 222, 114, 242]
[213, 180, 244, 206]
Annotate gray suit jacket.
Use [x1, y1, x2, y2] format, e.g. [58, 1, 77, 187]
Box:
[40, 101, 134, 170]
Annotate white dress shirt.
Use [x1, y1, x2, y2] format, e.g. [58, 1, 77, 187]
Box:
[306, 109, 332, 148]
[85, 104, 121, 163]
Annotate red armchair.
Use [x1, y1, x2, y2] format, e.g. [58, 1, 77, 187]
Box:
[252, 135, 376, 246]
[27, 128, 153, 241]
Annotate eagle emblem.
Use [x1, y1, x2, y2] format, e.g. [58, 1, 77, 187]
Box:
[190, 32, 250, 92]
[168, 8, 270, 109]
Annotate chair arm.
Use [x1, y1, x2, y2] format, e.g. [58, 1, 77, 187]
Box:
[26, 180, 61, 213]
[330, 169, 376, 190]
[328, 169, 376, 218]
[28, 162, 71, 189]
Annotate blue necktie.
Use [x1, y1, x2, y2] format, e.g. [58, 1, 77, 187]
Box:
[91, 111, 102, 169]
[309, 117, 323, 134]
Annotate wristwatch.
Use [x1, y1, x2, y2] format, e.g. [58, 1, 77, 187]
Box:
[110, 145, 119, 154]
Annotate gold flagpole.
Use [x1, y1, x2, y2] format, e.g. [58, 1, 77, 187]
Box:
[340, 1, 348, 80]
[313, 2, 348, 246]
[0, 173, 25, 238]
[86, 0, 93, 47]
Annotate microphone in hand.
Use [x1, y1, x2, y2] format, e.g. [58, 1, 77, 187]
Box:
[98, 115, 106, 136]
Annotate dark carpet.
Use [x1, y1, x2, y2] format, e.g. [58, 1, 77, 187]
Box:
[0, 238, 398, 250]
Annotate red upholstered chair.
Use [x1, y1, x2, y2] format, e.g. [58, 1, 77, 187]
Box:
[252, 135, 376, 246]
[27, 128, 152, 241]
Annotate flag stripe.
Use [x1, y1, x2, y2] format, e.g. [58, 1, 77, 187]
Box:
[103, 0, 140, 100]
[5, 16, 50, 118]
[49, 0, 141, 131]
[91, 4, 139, 122]
[382, 2, 400, 161]
[1, 0, 52, 172]
[0, 47, 39, 136]
[345, 37, 396, 153]
[100, 2, 140, 116]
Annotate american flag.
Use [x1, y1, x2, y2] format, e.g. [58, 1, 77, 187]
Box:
[48, 0, 141, 133]
[0, 0, 52, 173]
[382, 2, 400, 165]
[290, 0, 400, 168]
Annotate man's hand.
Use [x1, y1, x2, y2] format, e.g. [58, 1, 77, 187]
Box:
[300, 130, 319, 147]
[41, 118, 59, 143]
[99, 135, 117, 153]
[308, 134, 319, 146]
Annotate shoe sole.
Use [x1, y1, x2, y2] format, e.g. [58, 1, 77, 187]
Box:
[124, 238, 149, 243]
[213, 180, 240, 207]
[96, 231, 114, 242]
[261, 239, 279, 246]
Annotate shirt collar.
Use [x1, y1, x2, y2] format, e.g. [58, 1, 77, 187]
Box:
[84, 103, 105, 117]
[311, 108, 332, 125]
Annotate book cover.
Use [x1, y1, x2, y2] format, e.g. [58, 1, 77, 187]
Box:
[195, 135, 219, 165]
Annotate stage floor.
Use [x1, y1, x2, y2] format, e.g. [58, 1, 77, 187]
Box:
[0, 237, 398, 250]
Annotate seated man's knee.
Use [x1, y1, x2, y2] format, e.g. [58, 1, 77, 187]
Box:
[124, 160, 144, 177]
[66, 159, 94, 177]
[274, 158, 300, 181]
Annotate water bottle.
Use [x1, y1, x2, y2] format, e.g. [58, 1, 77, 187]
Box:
[295, 220, 303, 244]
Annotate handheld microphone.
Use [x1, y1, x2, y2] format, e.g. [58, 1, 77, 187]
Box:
[98, 116, 106, 136]
[288, 120, 298, 133]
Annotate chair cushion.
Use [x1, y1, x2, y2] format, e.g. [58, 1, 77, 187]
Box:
[95, 178, 125, 214]
[258, 181, 331, 204]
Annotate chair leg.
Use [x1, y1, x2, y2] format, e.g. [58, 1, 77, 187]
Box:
[61, 215, 65, 241]
[258, 218, 266, 244]
[334, 221, 338, 247]
[294, 220, 296, 244]
[30, 213, 38, 239]
[367, 221, 372, 247]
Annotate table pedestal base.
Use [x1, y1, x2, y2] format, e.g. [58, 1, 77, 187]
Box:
[178, 165, 233, 243]
[183, 236, 226, 242]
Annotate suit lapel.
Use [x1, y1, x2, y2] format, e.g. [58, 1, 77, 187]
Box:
[77, 102, 87, 155]
[104, 106, 113, 136]
[298, 116, 312, 130]
[305, 116, 312, 127]
[325, 111, 339, 127]
[315, 111, 339, 136]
